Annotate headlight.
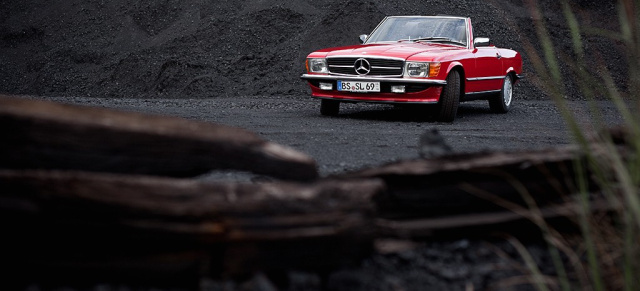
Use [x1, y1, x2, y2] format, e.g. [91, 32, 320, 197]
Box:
[405, 62, 441, 78]
[405, 62, 429, 77]
[307, 58, 328, 73]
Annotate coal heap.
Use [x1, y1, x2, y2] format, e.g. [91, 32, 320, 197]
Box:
[0, 0, 624, 99]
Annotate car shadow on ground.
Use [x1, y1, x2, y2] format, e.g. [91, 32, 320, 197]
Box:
[333, 101, 494, 123]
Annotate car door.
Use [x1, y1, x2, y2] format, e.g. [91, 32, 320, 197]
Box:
[466, 46, 504, 93]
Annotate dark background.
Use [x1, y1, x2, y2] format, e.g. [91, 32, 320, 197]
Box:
[0, 0, 625, 100]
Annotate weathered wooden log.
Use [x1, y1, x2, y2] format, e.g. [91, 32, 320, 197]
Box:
[339, 147, 591, 219]
[0, 170, 381, 239]
[0, 95, 318, 181]
[0, 169, 384, 280]
[376, 198, 613, 238]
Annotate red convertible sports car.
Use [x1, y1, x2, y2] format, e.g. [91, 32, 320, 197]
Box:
[301, 16, 523, 122]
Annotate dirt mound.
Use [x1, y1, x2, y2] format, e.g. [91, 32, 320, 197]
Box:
[0, 0, 624, 99]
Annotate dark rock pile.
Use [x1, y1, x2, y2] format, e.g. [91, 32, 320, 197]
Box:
[0, 0, 624, 99]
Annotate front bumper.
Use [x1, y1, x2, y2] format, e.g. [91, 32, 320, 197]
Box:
[300, 74, 447, 104]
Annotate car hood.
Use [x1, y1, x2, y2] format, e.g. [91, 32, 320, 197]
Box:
[315, 42, 465, 61]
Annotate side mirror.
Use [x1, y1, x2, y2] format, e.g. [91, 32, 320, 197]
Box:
[359, 34, 368, 44]
[474, 37, 490, 47]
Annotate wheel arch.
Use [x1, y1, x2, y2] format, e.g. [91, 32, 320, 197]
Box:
[505, 67, 520, 84]
[445, 62, 465, 99]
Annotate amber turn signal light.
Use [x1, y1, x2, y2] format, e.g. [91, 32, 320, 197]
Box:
[429, 63, 441, 78]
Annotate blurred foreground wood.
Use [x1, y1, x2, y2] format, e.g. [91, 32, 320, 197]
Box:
[342, 148, 586, 219]
[0, 95, 318, 181]
[0, 96, 617, 285]
[1, 170, 382, 282]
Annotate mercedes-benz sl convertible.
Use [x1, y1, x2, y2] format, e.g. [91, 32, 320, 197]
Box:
[300, 16, 523, 122]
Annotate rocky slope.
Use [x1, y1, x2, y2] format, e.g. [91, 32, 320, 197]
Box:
[0, 0, 625, 99]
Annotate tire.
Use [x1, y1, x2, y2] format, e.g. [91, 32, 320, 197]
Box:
[320, 99, 340, 116]
[489, 75, 513, 113]
[437, 70, 461, 122]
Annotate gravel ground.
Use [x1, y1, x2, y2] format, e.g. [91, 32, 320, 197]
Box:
[21, 239, 549, 291]
[36, 95, 624, 177]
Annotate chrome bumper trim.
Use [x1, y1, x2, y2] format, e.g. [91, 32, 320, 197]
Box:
[313, 96, 438, 104]
[301, 74, 447, 85]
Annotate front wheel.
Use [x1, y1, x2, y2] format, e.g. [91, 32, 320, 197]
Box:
[320, 99, 340, 116]
[436, 70, 461, 122]
[489, 75, 513, 113]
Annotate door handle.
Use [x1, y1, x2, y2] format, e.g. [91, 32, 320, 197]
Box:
[496, 53, 502, 59]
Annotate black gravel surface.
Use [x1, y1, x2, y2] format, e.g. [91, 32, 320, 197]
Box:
[36, 95, 623, 176]
[20, 238, 551, 291]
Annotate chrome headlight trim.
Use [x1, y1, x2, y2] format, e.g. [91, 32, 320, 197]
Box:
[308, 58, 329, 73]
[405, 61, 430, 78]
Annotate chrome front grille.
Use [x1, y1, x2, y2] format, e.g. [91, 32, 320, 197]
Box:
[327, 57, 404, 76]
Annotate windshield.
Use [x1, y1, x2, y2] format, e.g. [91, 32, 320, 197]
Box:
[366, 17, 467, 46]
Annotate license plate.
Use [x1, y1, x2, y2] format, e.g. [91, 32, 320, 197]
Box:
[337, 81, 380, 92]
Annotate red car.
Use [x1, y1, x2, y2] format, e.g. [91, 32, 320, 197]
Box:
[301, 16, 523, 122]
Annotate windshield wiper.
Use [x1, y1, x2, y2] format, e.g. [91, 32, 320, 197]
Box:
[411, 37, 450, 42]
[413, 37, 466, 46]
[398, 37, 448, 42]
